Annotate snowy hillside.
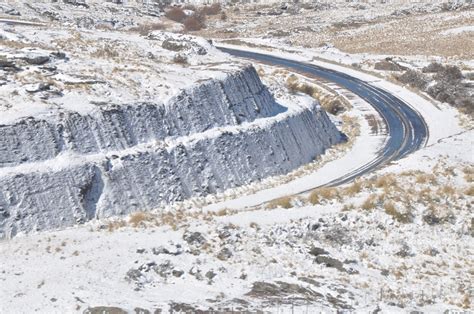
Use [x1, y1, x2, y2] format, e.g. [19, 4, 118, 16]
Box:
[0, 5, 342, 237]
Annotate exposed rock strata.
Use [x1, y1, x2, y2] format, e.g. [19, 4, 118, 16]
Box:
[0, 66, 341, 238]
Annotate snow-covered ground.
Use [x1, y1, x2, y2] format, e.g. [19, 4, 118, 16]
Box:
[1, 1, 473, 313]
[1, 126, 472, 313]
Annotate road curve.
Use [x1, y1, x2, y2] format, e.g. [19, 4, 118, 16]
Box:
[219, 47, 429, 187]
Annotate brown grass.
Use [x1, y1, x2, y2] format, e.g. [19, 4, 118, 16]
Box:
[308, 190, 320, 205]
[266, 196, 293, 209]
[90, 43, 119, 59]
[345, 180, 362, 196]
[384, 201, 411, 223]
[415, 173, 437, 184]
[199, 3, 221, 16]
[463, 166, 474, 183]
[361, 195, 377, 210]
[107, 219, 126, 232]
[464, 185, 474, 197]
[129, 211, 154, 227]
[375, 174, 397, 189]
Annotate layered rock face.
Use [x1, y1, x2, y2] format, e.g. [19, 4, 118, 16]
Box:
[0, 66, 341, 238]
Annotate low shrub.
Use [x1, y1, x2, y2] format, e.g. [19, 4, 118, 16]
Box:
[183, 15, 205, 31]
[166, 7, 187, 23]
[129, 211, 154, 227]
[199, 3, 221, 15]
[397, 69, 429, 89]
[422, 62, 444, 73]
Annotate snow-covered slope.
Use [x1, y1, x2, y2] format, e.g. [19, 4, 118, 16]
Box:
[0, 65, 341, 238]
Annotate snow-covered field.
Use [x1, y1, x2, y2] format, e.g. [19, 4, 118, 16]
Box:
[1, 1, 473, 313]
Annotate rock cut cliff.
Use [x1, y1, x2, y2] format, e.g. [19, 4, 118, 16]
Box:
[0, 66, 342, 238]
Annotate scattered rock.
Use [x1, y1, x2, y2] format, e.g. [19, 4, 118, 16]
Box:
[51, 51, 68, 60]
[125, 268, 143, 283]
[217, 227, 232, 240]
[134, 308, 150, 314]
[5, 8, 21, 16]
[315, 255, 346, 272]
[246, 281, 324, 301]
[168, 303, 197, 313]
[136, 248, 146, 254]
[395, 244, 413, 258]
[172, 270, 184, 277]
[205, 270, 217, 282]
[138, 261, 156, 272]
[25, 83, 51, 93]
[21, 54, 50, 65]
[183, 231, 206, 247]
[0, 58, 16, 68]
[423, 213, 441, 225]
[217, 247, 233, 261]
[84, 307, 127, 314]
[308, 246, 329, 256]
[189, 266, 203, 280]
[153, 260, 174, 278]
[152, 245, 182, 256]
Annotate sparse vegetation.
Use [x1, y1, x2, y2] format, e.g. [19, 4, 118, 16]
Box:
[345, 180, 362, 196]
[199, 3, 221, 16]
[361, 195, 377, 210]
[384, 201, 411, 223]
[307, 190, 320, 205]
[183, 15, 206, 32]
[129, 211, 154, 228]
[129, 22, 166, 36]
[166, 7, 187, 23]
[266, 196, 293, 209]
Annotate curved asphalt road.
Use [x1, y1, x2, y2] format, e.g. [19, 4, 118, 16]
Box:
[219, 47, 429, 187]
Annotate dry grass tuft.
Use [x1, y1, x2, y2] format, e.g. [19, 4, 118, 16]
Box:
[464, 185, 474, 197]
[361, 195, 378, 210]
[463, 166, 474, 183]
[415, 173, 437, 184]
[384, 201, 411, 223]
[438, 185, 456, 198]
[107, 219, 126, 232]
[91, 43, 120, 59]
[345, 180, 363, 196]
[129, 211, 154, 227]
[375, 174, 397, 189]
[266, 196, 293, 209]
[308, 190, 320, 205]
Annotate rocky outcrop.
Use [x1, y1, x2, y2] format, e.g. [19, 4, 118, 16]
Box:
[0, 66, 342, 238]
[0, 66, 277, 167]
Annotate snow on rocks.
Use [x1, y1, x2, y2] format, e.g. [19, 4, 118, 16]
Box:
[0, 21, 342, 237]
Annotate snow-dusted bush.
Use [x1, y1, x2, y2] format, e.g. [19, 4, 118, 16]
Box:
[397, 69, 429, 89]
[184, 14, 206, 31]
[166, 7, 187, 23]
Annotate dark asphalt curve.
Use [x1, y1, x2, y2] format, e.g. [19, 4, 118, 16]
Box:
[218, 47, 429, 187]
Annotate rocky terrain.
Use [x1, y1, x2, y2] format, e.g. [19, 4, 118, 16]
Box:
[0, 1, 473, 313]
[0, 2, 341, 238]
